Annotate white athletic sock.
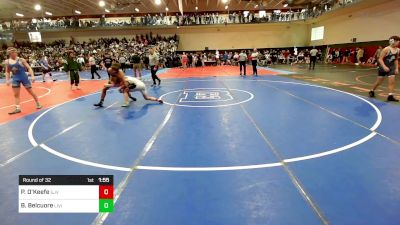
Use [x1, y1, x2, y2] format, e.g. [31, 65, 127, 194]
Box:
[16, 105, 20, 110]
[389, 93, 393, 96]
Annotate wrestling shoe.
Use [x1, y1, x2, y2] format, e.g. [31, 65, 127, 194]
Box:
[387, 95, 399, 102]
[368, 91, 375, 98]
[94, 102, 104, 107]
[8, 108, 21, 115]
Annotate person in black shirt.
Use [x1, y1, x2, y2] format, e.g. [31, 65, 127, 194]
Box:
[102, 53, 113, 80]
[188, 54, 193, 68]
[143, 55, 149, 70]
[369, 36, 400, 102]
[130, 53, 142, 79]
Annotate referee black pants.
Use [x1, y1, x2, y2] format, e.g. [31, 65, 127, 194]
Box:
[310, 56, 317, 70]
[252, 60, 257, 75]
[150, 66, 161, 85]
[239, 61, 246, 75]
[91, 65, 100, 79]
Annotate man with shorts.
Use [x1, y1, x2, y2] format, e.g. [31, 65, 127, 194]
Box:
[131, 53, 142, 79]
[89, 54, 101, 79]
[39, 55, 56, 82]
[239, 50, 247, 76]
[102, 53, 113, 80]
[309, 47, 318, 70]
[64, 51, 82, 90]
[369, 36, 400, 102]
[5, 47, 42, 114]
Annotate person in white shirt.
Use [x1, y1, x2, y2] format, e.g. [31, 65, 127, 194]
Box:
[238, 50, 248, 76]
[89, 54, 101, 79]
[233, 52, 239, 66]
[149, 48, 161, 86]
[77, 55, 85, 67]
[251, 48, 259, 76]
[309, 47, 318, 70]
[119, 55, 127, 72]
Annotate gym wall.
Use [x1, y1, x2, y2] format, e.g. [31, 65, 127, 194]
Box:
[309, 0, 400, 46]
[12, 22, 309, 51]
[11, 0, 398, 50]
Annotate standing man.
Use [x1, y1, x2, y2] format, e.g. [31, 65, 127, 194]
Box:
[118, 54, 127, 72]
[181, 52, 188, 70]
[356, 48, 364, 65]
[89, 54, 101, 79]
[149, 48, 161, 86]
[77, 54, 85, 67]
[5, 47, 42, 114]
[64, 51, 82, 90]
[374, 46, 383, 66]
[131, 52, 142, 79]
[102, 53, 113, 80]
[369, 36, 400, 102]
[239, 50, 247, 76]
[39, 55, 57, 82]
[309, 46, 318, 70]
[251, 48, 259, 76]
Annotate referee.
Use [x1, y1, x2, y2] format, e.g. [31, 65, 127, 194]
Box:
[149, 48, 161, 86]
[309, 46, 318, 70]
[239, 50, 247, 76]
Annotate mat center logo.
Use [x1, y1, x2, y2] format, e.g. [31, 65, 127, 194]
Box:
[160, 88, 254, 107]
[180, 90, 233, 103]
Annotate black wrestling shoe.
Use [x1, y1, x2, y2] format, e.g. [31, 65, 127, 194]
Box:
[129, 96, 137, 101]
[94, 102, 104, 107]
[158, 99, 164, 104]
[368, 91, 375, 98]
[387, 95, 399, 102]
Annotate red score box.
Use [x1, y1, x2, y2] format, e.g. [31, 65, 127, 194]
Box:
[99, 185, 114, 199]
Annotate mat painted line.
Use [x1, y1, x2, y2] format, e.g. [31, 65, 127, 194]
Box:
[0, 86, 51, 110]
[26, 94, 131, 171]
[1, 122, 82, 167]
[262, 81, 400, 146]
[221, 79, 330, 225]
[91, 83, 186, 225]
[137, 163, 283, 171]
[259, 66, 296, 74]
[27, 79, 382, 172]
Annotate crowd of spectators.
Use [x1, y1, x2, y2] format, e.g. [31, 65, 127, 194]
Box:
[0, 33, 179, 77]
[177, 48, 324, 68]
[326, 46, 381, 66]
[0, 35, 326, 78]
[0, 0, 357, 31]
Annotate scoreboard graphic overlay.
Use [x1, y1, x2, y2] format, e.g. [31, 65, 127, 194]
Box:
[19, 175, 113, 213]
